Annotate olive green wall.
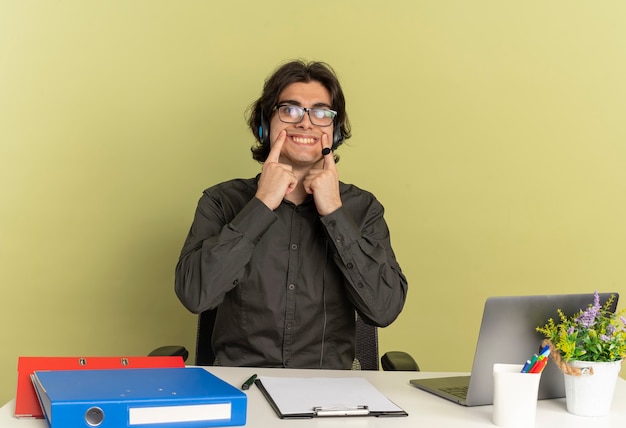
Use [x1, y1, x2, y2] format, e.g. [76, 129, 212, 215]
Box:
[1, 1, 625, 404]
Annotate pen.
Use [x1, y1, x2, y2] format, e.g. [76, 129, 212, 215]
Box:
[529, 357, 548, 373]
[241, 373, 257, 390]
[520, 360, 532, 373]
[538, 344, 550, 358]
[522, 354, 539, 373]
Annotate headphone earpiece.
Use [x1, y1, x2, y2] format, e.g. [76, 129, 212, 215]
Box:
[332, 126, 343, 150]
[258, 111, 270, 145]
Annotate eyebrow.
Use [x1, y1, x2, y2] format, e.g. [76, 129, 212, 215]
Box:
[278, 99, 333, 109]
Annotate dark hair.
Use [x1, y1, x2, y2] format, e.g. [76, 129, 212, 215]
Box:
[247, 60, 351, 163]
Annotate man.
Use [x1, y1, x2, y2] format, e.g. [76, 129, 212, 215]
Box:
[175, 60, 407, 369]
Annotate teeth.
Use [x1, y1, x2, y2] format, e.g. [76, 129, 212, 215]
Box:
[292, 136, 316, 144]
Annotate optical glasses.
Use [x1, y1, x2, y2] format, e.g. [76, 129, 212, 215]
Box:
[274, 104, 337, 127]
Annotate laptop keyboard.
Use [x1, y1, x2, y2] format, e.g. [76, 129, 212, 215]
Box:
[441, 386, 468, 399]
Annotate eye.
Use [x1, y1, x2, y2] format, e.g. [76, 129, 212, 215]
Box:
[284, 106, 302, 119]
[312, 109, 328, 120]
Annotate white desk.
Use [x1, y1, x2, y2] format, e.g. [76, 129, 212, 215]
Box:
[2, 367, 625, 427]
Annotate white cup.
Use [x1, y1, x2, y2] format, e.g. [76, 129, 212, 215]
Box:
[492, 363, 542, 428]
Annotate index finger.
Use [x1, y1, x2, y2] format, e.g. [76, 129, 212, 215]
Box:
[321, 133, 337, 171]
[266, 130, 286, 163]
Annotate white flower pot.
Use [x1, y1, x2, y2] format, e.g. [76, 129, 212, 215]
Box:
[563, 360, 622, 417]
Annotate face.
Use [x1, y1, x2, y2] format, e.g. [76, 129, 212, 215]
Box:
[269, 81, 334, 169]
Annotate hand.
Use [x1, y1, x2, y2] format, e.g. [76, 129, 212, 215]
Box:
[255, 131, 298, 210]
[302, 134, 342, 216]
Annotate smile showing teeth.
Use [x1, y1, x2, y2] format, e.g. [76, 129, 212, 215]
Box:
[291, 136, 316, 145]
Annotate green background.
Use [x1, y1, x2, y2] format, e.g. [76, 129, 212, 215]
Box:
[1, 1, 625, 404]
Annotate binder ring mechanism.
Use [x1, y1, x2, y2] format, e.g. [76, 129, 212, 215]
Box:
[313, 405, 369, 417]
[77, 358, 130, 366]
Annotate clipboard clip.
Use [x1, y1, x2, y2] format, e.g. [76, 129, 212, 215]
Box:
[313, 405, 370, 417]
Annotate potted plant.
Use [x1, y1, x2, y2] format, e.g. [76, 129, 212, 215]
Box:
[536, 291, 625, 416]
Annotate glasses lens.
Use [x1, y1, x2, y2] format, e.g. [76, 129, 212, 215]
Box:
[278, 105, 304, 123]
[309, 108, 335, 126]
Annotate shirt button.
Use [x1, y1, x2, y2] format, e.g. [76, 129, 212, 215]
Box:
[232, 279, 239, 285]
[357, 282, 364, 288]
[288, 284, 296, 291]
[286, 323, 292, 330]
[346, 262, 354, 269]
[335, 235, 343, 243]
[328, 220, 336, 228]
[291, 243, 298, 250]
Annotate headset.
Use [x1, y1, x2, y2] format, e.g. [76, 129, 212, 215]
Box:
[258, 110, 344, 150]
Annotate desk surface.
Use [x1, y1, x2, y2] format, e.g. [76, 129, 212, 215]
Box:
[2, 366, 625, 427]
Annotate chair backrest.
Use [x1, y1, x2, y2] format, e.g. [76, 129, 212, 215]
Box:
[193, 309, 380, 370]
[194, 309, 218, 366]
[354, 313, 380, 370]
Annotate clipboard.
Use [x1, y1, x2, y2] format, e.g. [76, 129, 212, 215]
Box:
[255, 376, 408, 418]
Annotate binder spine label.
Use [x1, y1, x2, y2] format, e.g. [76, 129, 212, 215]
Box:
[129, 403, 232, 425]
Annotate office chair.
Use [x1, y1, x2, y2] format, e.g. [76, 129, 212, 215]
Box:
[150, 308, 419, 371]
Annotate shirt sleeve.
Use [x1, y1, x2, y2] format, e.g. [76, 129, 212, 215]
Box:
[320, 199, 408, 327]
[175, 194, 277, 313]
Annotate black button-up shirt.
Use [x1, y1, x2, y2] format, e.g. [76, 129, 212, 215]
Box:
[175, 177, 408, 369]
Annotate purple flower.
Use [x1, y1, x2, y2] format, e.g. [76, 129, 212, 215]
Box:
[576, 307, 598, 328]
[600, 334, 612, 341]
[575, 291, 601, 328]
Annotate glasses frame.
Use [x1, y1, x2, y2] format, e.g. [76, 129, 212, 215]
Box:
[274, 104, 337, 127]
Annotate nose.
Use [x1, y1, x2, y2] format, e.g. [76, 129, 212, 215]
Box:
[296, 111, 314, 129]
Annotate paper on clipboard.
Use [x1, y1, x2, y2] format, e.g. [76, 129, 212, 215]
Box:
[255, 376, 408, 418]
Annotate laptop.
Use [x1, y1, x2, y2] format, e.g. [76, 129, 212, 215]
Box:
[409, 292, 619, 406]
